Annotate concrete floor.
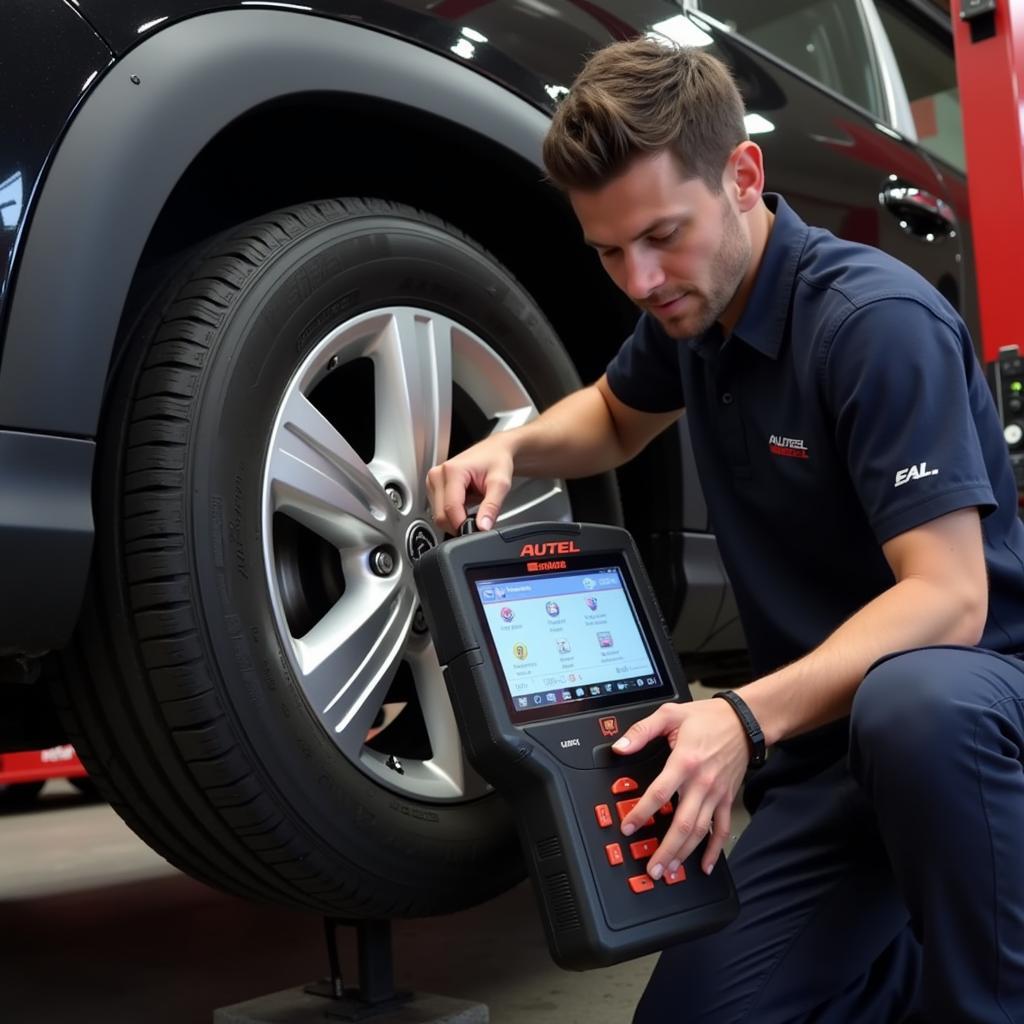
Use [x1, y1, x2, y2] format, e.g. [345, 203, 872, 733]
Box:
[1, 754, 750, 1024]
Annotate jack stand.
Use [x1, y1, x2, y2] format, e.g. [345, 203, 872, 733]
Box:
[213, 916, 488, 1024]
[303, 918, 412, 1020]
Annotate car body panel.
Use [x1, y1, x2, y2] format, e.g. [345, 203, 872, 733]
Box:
[0, 0, 111, 338]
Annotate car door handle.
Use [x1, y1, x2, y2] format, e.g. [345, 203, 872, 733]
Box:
[879, 183, 957, 240]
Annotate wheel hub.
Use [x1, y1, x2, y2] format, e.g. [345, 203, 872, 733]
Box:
[405, 520, 438, 563]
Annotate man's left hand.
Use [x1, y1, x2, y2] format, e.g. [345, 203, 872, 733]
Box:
[612, 698, 751, 878]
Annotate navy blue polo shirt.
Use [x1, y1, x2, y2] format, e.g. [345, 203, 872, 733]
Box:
[606, 193, 1024, 680]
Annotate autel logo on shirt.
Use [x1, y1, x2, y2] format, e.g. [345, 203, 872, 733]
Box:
[769, 435, 809, 459]
[894, 462, 939, 487]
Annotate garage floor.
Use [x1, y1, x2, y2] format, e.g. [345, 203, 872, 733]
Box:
[2, 702, 751, 1024]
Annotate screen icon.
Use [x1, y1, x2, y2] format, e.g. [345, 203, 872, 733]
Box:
[585, 596, 598, 611]
[532, 694, 543, 705]
[545, 600, 560, 617]
[562, 690, 572, 701]
[512, 642, 529, 660]
[599, 716, 619, 737]
[516, 697, 529, 709]
[589, 686, 601, 696]
[481, 588, 494, 601]
[597, 631, 614, 648]
[646, 677, 656, 687]
[604, 683, 614, 693]
[616, 682, 627, 691]
[555, 638, 572, 654]
[494, 586, 506, 599]
[545, 692, 557, 703]
[575, 687, 585, 698]
[500, 606, 514, 622]
[582, 577, 596, 590]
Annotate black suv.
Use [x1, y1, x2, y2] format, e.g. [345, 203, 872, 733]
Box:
[0, 0, 969, 916]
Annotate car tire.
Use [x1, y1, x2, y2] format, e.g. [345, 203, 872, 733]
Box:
[59, 198, 621, 916]
[69, 776, 98, 798]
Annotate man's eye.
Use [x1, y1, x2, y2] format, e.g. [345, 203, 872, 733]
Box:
[651, 228, 678, 244]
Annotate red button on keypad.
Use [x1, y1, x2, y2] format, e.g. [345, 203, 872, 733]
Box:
[628, 874, 655, 894]
[616, 798, 655, 827]
[605, 843, 624, 866]
[611, 777, 639, 795]
[595, 804, 613, 828]
[665, 865, 687, 885]
[630, 838, 658, 860]
[659, 802, 674, 816]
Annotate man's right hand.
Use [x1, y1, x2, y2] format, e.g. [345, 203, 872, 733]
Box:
[426, 436, 516, 534]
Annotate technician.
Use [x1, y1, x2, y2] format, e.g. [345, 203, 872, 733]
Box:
[427, 38, 1024, 1023]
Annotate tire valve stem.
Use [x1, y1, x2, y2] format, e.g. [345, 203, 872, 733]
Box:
[386, 755, 405, 775]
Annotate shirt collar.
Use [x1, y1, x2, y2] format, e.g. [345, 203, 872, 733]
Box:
[731, 193, 809, 360]
[690, 193, 809, 361]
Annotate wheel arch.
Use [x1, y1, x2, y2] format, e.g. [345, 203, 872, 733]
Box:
[0, 8, 627, 437]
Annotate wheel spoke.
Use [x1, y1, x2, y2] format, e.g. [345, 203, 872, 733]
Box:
[371, 310, 453, 509]
[269, 389, 394, 547]
[406, 644, 487, 797]
[497, 476, 572, 527]
[294, 576, 415, 757]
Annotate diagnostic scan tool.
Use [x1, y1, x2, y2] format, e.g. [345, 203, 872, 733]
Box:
[414, 521, 738, 969]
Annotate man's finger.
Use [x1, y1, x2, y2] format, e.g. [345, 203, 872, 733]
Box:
[646, 786, 715, 878]
[618, 756, 688, 837]
[426, 466, 447, 530]
[441, 468, 471, 533]
[611, 704, 673, 757]
[701, 802, 733, 877]
[476, 473, 511, 531]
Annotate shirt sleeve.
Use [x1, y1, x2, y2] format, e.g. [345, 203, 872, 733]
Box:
[604, 314, 685, 412]
[823, 297, 996, 545]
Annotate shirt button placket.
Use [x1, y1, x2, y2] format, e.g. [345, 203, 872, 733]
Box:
[717, 386, 748, 468]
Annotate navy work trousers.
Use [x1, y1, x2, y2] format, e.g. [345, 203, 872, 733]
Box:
[633, 646, 1024, 1024]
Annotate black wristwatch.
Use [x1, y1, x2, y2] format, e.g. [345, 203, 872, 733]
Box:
[712, 689, 767, 770]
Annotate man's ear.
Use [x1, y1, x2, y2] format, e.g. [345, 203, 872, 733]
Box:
[724, 141, 765, 213]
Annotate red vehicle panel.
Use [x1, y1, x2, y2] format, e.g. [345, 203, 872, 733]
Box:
[0, 745, 87, 786]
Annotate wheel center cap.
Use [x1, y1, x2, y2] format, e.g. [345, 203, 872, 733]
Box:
[406, 521, 438, 562]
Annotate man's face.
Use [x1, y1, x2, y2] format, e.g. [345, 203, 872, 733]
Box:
[570, 150, 751, 338]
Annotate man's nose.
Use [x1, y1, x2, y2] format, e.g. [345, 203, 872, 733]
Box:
[623, 250, 666, 301]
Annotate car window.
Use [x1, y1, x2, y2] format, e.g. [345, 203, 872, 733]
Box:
[875, 2, 965, 172]
[695, 0, 887, 121]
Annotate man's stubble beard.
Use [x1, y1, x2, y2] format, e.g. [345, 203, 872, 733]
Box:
[660, 200, 751, 340]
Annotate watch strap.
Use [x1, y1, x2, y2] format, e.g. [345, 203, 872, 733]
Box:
[712, 689, 767, 770]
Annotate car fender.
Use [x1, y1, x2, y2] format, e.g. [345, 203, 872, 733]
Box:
[0, 8, 553, 437]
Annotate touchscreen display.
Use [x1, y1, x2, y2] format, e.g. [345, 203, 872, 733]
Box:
[472, 564, 666, 721]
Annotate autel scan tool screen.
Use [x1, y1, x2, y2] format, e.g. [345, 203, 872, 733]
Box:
[472, 565, 667, 723]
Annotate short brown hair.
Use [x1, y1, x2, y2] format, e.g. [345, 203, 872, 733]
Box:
[542, 38, 748, 193]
